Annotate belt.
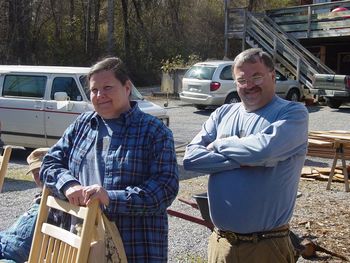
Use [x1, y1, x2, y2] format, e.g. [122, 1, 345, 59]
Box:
[214, 224, 290, 245]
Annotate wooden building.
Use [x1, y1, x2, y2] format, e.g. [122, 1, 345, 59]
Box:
[225, 0, 350, 91]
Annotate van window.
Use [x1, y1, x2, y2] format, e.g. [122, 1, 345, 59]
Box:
[51, 77, 83, 101]
[220, 65, 233, 80]
[3, 75, 47, 98]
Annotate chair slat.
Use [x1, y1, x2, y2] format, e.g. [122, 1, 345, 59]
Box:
[52, 239, 60, 261]
[41, 223, 81, 248]
[46, 236, 55, 261]
[39, 234, 49, 262]
[47, 195, 88, 219]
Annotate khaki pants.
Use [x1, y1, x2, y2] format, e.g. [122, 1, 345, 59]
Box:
[208, 230, 296, 263]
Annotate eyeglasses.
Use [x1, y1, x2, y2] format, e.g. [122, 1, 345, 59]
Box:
[235, 72, 272, 88]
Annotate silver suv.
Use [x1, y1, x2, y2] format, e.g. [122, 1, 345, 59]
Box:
[180, 60, 303, 110]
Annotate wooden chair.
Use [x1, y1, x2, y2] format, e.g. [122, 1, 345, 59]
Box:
[27, 186, 99, 263]
[0, 145, 12, 192]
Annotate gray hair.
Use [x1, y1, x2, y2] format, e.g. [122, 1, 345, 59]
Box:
[233, 48, 275, 72]
[87, 57, 130, 85]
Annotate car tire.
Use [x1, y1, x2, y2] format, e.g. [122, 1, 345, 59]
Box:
[325, 98, 342, 109]
[194, 104, 207, 110]
[225, 93, 241, 104]
[286, 88, 300, 102]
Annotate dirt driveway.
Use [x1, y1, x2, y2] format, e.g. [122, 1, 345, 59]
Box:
[2, 96, 350, 262]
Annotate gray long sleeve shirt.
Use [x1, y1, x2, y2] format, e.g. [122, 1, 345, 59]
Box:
[183, 96, 309, 233]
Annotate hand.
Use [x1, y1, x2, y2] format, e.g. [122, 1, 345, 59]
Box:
[82, 184, 109, 206]
[64, 184, 85, 206]
[206, 142, 215, 151]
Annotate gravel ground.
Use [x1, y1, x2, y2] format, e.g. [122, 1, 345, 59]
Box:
[1, 92, 350, 262]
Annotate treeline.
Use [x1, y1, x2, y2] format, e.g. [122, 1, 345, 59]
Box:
[0, 0, 297, 85]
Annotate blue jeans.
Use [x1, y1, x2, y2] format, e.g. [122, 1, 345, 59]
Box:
[0, 203, 39, 263]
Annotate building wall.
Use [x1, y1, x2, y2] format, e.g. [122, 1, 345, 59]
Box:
[303, 41, 350, 74]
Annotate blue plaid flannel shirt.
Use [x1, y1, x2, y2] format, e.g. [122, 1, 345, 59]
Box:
[40, 102, 179, 262]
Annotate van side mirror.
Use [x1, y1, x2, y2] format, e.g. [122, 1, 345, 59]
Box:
[54, 92, 73, 111]
[54, 92, 69, 101]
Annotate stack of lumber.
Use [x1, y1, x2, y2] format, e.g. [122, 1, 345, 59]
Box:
[307, 130, 350, 160]
[301, 166, 350, 182]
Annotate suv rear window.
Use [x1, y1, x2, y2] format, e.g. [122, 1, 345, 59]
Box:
[3, 75, 47, 98]
[184, 65, 216, 80]
[219, 65, 233, 80]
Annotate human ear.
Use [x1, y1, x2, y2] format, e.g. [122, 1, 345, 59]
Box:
[125, 80, 132, 96]
[271, 70, 276, 82]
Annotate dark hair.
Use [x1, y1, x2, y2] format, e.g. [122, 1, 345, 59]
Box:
[87, 57, 130, 85]
[233, 48, 275, 72]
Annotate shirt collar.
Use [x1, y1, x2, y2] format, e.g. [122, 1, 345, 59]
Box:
[90, 101, 141, 128]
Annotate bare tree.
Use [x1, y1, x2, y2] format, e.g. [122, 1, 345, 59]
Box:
[85, 0, 92, 54]
[107, 0, 115, 55]
[49, 0, 62, 40]
[121, 0, 130, 59]
[91, 0, 101, 59]
[0, 0, 10, 63]
[8, 0, 31, 63]
[69, 0, 75, 37]
[167, 0, 182, 39]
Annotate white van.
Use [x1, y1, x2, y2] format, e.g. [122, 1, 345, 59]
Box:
[0, 65, 169, 148]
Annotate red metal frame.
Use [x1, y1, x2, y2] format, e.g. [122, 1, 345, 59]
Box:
[167, 197, 214, 230]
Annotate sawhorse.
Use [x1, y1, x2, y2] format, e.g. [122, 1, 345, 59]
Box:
[326, 140, 350, 192]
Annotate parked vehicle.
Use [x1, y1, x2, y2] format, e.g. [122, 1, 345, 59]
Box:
[0, 65, 169, 148]
[180, 60, 303, 109]
[312, 73, 350, 109]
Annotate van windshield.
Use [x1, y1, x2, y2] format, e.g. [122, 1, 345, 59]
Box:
[79, 75, 144, 101]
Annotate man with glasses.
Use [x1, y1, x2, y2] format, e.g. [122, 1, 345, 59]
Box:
[183, 48, 308, 263]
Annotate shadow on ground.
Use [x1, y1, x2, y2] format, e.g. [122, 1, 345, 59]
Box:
[304, 158, 330, 167]
[194, 109, 214, 116]
[2, 178, 36, 192]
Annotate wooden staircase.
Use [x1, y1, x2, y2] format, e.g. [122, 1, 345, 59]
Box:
[245, 11, 334, 90]
[225, 1, 350, 91]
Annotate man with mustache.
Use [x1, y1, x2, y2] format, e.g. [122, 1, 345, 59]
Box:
[183, 48, 308, 263]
